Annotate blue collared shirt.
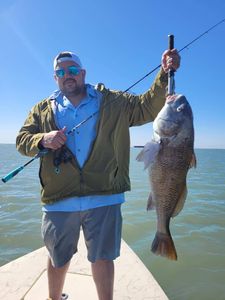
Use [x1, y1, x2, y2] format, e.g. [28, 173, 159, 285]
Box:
[42, 84, 125, 212]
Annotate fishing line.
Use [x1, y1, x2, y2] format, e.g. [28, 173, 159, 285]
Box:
[1, 18, 225, 183]
[178, 18, 225, 53]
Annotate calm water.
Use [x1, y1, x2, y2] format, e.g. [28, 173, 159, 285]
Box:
[0, 144, 225, 300]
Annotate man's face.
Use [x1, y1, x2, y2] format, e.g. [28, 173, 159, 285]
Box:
[54, 60, 86, 98]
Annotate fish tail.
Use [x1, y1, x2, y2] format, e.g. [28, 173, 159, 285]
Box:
[151, 232, 177, 261]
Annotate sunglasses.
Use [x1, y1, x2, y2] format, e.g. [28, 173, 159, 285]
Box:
[55, 66, 82, 78]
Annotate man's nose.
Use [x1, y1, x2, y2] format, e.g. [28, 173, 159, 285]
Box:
[63, 71, 73, 79]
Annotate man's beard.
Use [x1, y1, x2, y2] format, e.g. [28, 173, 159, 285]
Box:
[62, 79, 85, 98]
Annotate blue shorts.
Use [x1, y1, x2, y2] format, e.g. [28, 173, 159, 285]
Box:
[41, 204, 122, 267]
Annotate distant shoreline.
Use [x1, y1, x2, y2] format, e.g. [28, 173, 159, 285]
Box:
[0, 143, 225, 151]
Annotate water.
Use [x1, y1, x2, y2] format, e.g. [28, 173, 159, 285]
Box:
[0, 144, 225, 300]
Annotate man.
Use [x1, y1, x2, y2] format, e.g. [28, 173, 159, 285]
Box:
[16, 49, 180, 300]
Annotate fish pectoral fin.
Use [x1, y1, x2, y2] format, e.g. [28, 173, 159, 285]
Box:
[136, 141, 160, 169]
[147, 193, 155, 210]
[172, 185, 187, 217]
[189, 152, 197, 168]
[136, 148, 145, 161]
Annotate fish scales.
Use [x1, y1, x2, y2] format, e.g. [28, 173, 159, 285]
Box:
[137, 94, 196, 261]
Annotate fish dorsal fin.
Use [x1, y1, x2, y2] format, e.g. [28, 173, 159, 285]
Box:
[136, 141, 160, 169]
[172, 184, 187, 217]
[189, 152, 197, 168]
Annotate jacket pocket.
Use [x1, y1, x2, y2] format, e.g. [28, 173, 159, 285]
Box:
[39, 156, 80, 199]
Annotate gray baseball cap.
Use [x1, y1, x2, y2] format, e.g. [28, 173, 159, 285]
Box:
[53, 51, 82, 69]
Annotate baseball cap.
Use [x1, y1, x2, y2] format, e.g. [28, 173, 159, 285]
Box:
[53, 51, 82, 69]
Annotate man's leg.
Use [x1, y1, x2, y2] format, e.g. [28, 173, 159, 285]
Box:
[82, 205, 122, 300]
[47, 257, 70, 300]
[42, 212, 81, 299]
[91, 259, 114, 300]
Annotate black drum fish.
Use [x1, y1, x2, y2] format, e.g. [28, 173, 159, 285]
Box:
[137, 94, 196, 260]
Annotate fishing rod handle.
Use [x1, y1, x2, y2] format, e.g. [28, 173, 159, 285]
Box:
[1, 149, 48, 183]
[168, 34, 174, 50]
[1, 166, 24, 183]
[168, 34, 175, 95]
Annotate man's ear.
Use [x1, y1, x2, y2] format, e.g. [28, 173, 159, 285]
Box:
[54, 74, 58, 82]
[81, 69, 86, 79]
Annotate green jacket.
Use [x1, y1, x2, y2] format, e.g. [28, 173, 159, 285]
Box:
[16, 68, 168, 204]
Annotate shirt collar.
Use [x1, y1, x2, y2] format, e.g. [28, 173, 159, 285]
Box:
[49, 84, 99, 108]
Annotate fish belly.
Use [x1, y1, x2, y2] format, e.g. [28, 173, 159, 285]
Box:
[149, 145, 192, 260]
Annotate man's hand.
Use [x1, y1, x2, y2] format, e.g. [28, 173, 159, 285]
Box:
[40, 127, 67, 150]
[161, 49, 181, 73]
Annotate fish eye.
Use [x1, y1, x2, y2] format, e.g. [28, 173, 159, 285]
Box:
[177, 104, 185, 112]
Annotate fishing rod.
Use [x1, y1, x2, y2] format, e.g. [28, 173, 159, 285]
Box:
[1, 18, 225, 183]
[168, 34, 175, 95]
[1, 149, 49, 183]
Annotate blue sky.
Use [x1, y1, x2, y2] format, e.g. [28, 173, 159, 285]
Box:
[0, 0, 224, 148]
